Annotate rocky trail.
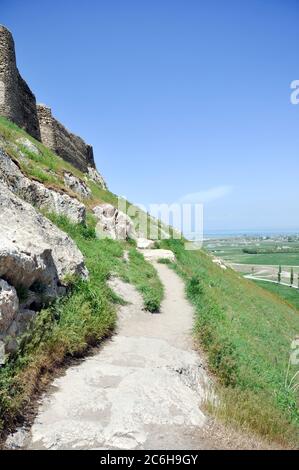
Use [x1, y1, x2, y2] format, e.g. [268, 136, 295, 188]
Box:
[6, 251, 274, 450]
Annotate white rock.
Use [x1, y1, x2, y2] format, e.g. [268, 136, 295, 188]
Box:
[212, 258, 227, 270]
[141, 249, 176, 263]
[0, 182, 88, 357]
[0, 182, 88, 288]
[5, 427, 30, 449]
[93, 203, 136, 241]
[0, 150, 86, 223]
[16, 137, 40, 155]
[87, 166, 107, 190]
[0, 279, 19, 333]
[137, 238, 156, 250]
[64, 172, 91, 199]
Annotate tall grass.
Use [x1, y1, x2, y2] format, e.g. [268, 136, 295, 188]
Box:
[161, 238, 299, 446]
[0, 214, 163, 436]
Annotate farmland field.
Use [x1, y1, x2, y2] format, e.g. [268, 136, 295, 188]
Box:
[204, 235, 299, 266]
[204, 234, 299, 287]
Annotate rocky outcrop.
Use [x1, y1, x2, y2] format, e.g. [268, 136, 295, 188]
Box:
[87, 166, 107, 190]
[0, 182, 88, 359]
[137, 238, 156, 250]
[93, 203, 135, 240]
[16, 136, 40, 155]
[0, 149, 86, 223]
[0, 278, 35, 357]
[64, 172, 91, 198]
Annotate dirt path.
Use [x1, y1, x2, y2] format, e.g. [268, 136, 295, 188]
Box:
[7, 254, 275, 450]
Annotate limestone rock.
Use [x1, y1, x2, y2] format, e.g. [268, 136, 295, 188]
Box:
[87, 166, 107, 190]
[64, 172, 91, 198]
[0, 149, 86, 223]
[0, 182, 88, 360]
[5, 427, 30, 449]
[93, 203, 135, 240]
[137, 238, 156, 250]
[16, 136, 40, 155]
[212, 258, 227, 270]
[7, 309, 36, 338]
[141, 249, 176, 263]
[0, 181, 88, 285]
[0, 279, 19, 333]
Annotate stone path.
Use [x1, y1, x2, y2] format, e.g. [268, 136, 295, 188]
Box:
[6, 253, 276, 450]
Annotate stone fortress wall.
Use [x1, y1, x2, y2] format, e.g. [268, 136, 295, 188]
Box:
[0, 25, 96, 173]
[37, 105, 95, 172]
[0, 25, 41, 140]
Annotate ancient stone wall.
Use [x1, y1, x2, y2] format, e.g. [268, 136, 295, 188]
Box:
[36, 104, 56, 149]
[0, 25, 97, 175]
[37, 104, 96, 172]
[0, 25, 41, 140]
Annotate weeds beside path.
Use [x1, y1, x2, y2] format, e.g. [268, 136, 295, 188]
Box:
[0, 216, 163, 437]
[160, 239, 299, 448]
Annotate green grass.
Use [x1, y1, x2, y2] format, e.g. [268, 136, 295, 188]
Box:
[229, 252, 299, 266]
[253, 280, 299, 312]
[47, 214, 164, 313]
[0, 213, 163, 435]
[0, 222, 117, 434]
[2, 115, 298, 446]
[123, 249, 164, 312]
[161, 239, 299, 446]
[0, 116, 168, 239]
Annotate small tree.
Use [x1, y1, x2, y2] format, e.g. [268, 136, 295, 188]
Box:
[290, 267, 294, 286]
[278, 265, 282, 284]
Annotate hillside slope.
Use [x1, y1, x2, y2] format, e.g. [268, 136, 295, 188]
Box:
[160, 239, 299, 445]
[0, 116, 298, 447]
[0, 117, 163, 436]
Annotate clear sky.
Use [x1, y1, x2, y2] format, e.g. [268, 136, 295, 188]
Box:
[1, 0, 299, 231]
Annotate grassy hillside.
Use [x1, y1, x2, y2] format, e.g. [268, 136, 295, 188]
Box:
[253, 280, 299, 312]
[161, 239, 299, 446]
[1, 116, 298, 446]
[0, 117, 164, 435]
[0, 116, 165, 238]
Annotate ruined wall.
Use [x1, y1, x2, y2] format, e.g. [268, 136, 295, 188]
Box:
[36, 104, 56, 149]
[0, 26, 41, 140]
[0, 25, 97, 174]
[37, 104, 96, 172]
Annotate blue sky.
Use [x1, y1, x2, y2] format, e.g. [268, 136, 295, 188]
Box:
[1, 0, 299, 231]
